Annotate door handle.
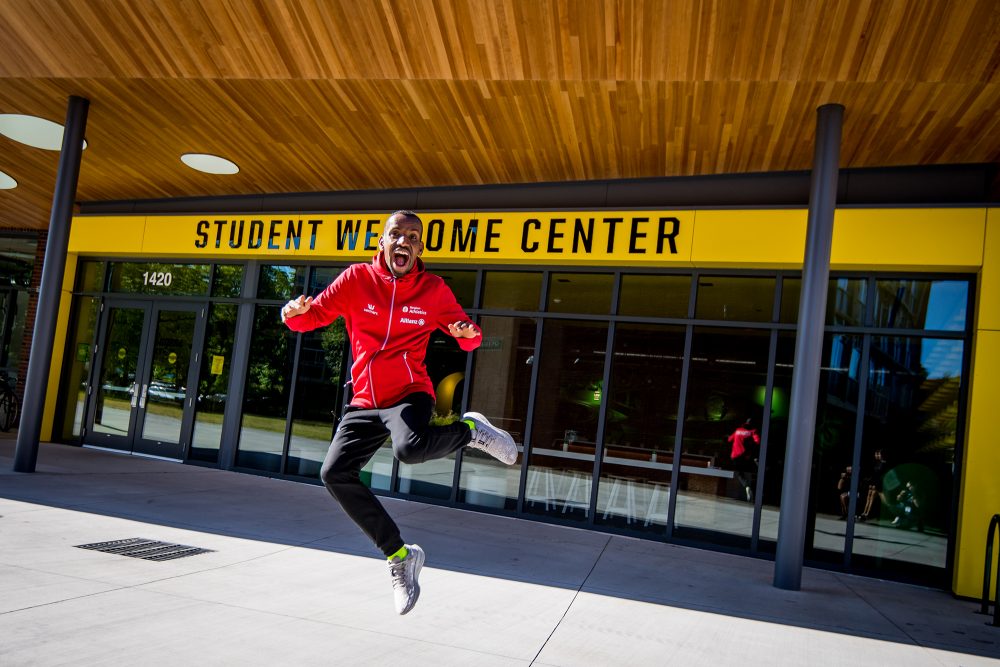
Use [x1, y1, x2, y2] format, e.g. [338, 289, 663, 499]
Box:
[129, 382, 139, 408]
[139, 383, 148, 409]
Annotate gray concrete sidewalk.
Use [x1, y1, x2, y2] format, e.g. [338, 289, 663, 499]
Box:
[1, 437, 998, 666]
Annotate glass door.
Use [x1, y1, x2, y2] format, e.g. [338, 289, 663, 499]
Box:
[84, 300, 206, 459]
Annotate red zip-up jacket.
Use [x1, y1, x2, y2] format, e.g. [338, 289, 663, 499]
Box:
[283, 251, 481, 409]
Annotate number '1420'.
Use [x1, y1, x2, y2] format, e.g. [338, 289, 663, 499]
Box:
[142, 271, 173, 287]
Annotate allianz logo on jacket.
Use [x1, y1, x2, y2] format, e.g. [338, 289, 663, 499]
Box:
[363, 304, 378, 316]
[400, 316, 426, 326]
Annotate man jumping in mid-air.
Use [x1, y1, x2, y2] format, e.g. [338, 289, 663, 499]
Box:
[281, 210, 517, 615]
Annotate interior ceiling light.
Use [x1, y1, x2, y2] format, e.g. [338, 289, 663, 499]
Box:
[0, 113, 88, 150]
[0, 170, 16, 189]
[181, 153, 239, 175]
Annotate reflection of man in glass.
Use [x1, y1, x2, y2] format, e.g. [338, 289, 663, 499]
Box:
[281, 210, 517, 615]
[858, 449, 887, 522]
[727, 418, 760, 502]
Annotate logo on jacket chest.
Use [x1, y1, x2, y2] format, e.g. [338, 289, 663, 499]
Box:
[363, 303, 378, 316]
[400, 304, 427, 326]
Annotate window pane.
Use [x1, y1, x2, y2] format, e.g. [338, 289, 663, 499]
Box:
[236, 306, 295, 471]
[108, 262, 211, 296]
[675, 327, 771, 544]
[780, 277, 868, 326]
[258, 265, 306, 300]
[525, 320, 608, 521]
[0, 234, 37, 287]
[361, 441, 395, 492]
[308, 266, 342, 295]
[808, 334, 863, 563]
[76, 260, 106, 292]
[285, 319, 347, 478]
[58, 296, 100, 440]
[851, 336, 961, 572]
[547, 273, 613, 314]
[436, 270, 477, 310]
[482, 272, 542, 311]
[211, 264, 243, 298]
[618, 274, 690, 318]
[189, 304, 238, 464]
[459, 316, 536, 510]
[874, 279, 968, 331]
[695, 276, 774, 322]
[595, 323, 685, 531]
[756, 332, 794, 548]
[396, 330, 469, 499]
[0, 289, 27, 374]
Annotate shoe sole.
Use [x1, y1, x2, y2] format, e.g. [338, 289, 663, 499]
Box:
[464, 412, 518, 465]
[399, 545, 425, 616]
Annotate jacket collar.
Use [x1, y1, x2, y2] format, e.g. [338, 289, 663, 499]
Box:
[371, 250, 425, 283]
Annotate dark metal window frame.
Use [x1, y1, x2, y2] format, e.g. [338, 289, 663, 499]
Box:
[60, 257, 976, 587]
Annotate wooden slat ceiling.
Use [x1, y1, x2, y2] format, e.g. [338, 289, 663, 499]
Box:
[0, 0, 997, 230]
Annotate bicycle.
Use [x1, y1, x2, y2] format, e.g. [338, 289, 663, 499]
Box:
[0, 373, 19, 432]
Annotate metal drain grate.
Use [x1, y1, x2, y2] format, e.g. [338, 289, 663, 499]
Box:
[75, 538, 214, 561]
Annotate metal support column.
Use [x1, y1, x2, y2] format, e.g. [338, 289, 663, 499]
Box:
[14, 95, 90, 473]
[773, 103, 844, 590]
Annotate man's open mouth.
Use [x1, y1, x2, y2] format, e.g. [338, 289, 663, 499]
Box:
[392, 249, 410, 268]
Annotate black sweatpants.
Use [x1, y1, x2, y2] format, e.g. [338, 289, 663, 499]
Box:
[319, 392, 472, 557]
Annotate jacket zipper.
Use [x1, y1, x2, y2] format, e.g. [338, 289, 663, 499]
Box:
[365, 277, 397, 407]
[403, 351, 414, 383]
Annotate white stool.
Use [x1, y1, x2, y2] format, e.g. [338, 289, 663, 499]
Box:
[560, 469, 590, 516]
[643, 482, 671, 527]
[525, 466, 556, 510]
[602, 475, 638, 523]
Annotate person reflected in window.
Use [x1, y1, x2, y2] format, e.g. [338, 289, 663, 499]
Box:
[837, 465, 853, 520]
[857, 448, 887, 522]
[281, 210, 518, 616]
[891, 480, 924, 531]
[727, 418, 760, 502]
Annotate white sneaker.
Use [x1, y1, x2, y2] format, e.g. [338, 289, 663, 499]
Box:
[388, 544, 425, 615]
[463, 412, 518, 465]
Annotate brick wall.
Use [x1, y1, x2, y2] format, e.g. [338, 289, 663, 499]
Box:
[15, 230, 47, 405]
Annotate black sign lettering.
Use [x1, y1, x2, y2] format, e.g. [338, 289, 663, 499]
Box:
[547, 218, 565, 253]
[229, 220, 245, 248]
[484, 219, 501, 252]
[451, 219, 477, 252]
[573, 218, 593, 253]
[286, 220, 301, 250]
[629, 217, 648, 254]
[364, 220, 378, 250]
[195, 220, 209, 248]
[213, 220, 227, 248]
[657, 217, 680, 254]
[522, 219, 541, 252]
[603, 217, 623, 252]
[337, 219, 362, 250]
[267, 220, 282, 250]
[248, 220, 264, 249]
[426, 219, 444, 251]
[307, 220, 322, 250]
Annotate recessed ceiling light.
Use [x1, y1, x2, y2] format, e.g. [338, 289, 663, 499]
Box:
[0, 170, 16, 189]
[181, 153, 239, 175]
[0, 113, 88, 151]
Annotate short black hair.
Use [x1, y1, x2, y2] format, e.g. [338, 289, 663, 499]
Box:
[387, 210, 422, 229]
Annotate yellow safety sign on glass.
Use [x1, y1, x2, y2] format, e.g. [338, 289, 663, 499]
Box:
[211, 355, 225, 375]
[167, 352, 178, 364]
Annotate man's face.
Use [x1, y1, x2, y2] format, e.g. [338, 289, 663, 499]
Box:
[380, 215, 424, 277]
